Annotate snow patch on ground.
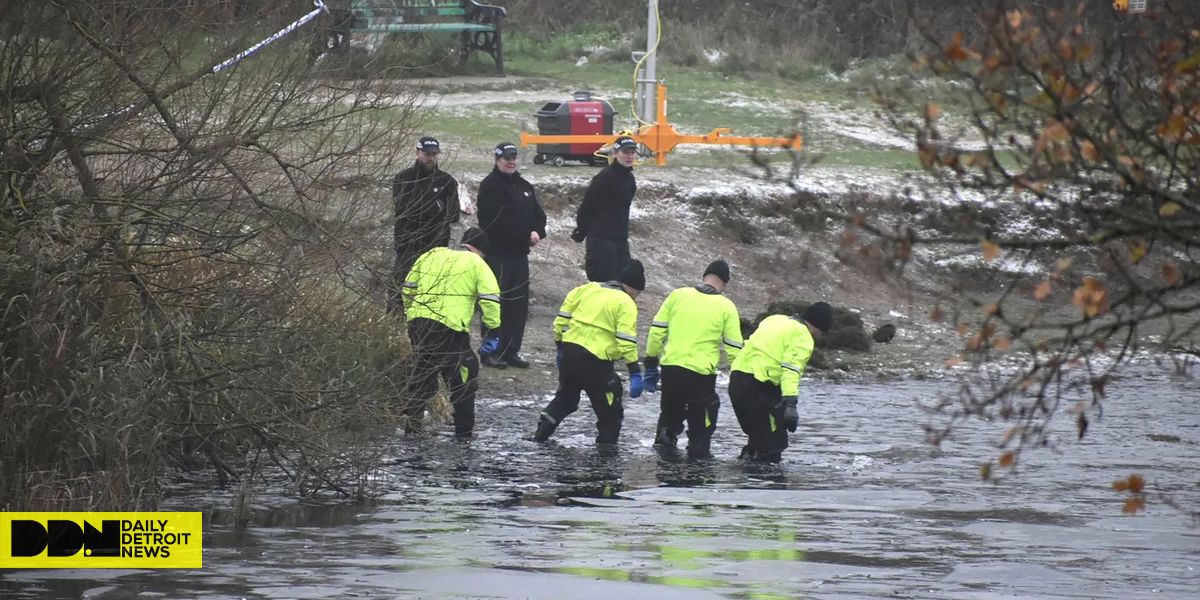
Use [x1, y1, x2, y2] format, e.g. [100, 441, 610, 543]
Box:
[803, 101, 913, 149]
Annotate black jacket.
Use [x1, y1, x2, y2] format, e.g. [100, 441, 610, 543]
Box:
[476, 167, 547, 257]
[574, 162, 635, 241]
[393, 161, 460, 258]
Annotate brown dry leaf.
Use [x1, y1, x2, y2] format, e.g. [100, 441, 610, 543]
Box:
[1080, 140, 1099, 161]
[1034, 280, 1053, 300]
[1162, 262, 1181, 285]
[925, 102, 943, 121]
[1072, 277, 1107, 318]
[998, 451, 1016, 467]
[1014, 175, 1047, 193]
[1000, 427, 1019, 445]
[944, 32, 975, 62]
[1157, 114, 1190, 141]
[965, 335, 983, 351]
[982, 303, 1000, 316]
[981, 322, 997, 338]
[1056, 257, 1073, 272]
[917, 145, 936, 170]
[1128, 474, 1145, 493]
[1006, 9, 1023, 29]
[956, 322, 970, 336]
[1057, 38, 1074, 61]
[1035, 121, 1070, 152]
[840, 230, 857, 246]
[945, 355, 964, 368]
[1122, 497, 1147, 514]
[993, 336, 1012, 351]
[1113, 478, 1130, 492]
[981, 240, 1002, 263]
[929, 305, 944, 322]
[1159, 201, 1182, 217]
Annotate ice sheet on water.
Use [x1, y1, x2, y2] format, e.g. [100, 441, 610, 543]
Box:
[622, 487, 933, 511]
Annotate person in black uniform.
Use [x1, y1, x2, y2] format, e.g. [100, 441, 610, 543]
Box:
[389, 136, 463, 314]
[571, 136, 638, 282]
[476, 142, 548, 369]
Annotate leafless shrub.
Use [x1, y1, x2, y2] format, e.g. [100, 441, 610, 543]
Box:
[1, 0, 427, 509]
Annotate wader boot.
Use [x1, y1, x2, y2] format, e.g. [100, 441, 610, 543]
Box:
[653, 426, 678, 448]
[533, 414, 558, 442]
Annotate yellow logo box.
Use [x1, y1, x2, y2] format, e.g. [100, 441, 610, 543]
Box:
[0, 512, 202, 569]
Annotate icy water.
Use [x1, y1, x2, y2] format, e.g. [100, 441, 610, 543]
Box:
[4, 368, 1198, 599]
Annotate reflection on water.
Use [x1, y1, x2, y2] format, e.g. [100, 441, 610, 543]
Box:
[3, 369, 1198, 599]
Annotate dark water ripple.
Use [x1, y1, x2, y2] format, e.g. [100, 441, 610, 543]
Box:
[3, 369, 1197, 599]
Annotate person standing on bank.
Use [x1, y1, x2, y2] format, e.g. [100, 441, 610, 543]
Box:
[729, 302, 833, 463]
[644, 259, 743, 459]
[476, 142, 548, 369]
[401, 227, 501, 436]
[533, 260, 647, 445]
[570, 136, 638, 282]
[389, 136, 464, 315]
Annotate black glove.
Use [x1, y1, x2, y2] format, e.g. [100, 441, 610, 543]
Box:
[570, 227, 586, 243]
[780, 396, 799, 433]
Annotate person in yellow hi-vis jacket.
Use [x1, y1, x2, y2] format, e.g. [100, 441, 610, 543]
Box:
[644, 259, 743, 459]
[533, 260, 647, 445]
[729, 302, 833, 462]
[402, 227, 501, 436]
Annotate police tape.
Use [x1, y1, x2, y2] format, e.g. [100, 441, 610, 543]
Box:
[0, 512, 203, 569]
[212, 0, 329, 73]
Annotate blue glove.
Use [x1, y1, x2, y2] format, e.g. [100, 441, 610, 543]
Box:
[555, 344, 564, 370]
[629, 372, 644, 399]
[642, 365, 660, 393]
[480, 336, 500, 356]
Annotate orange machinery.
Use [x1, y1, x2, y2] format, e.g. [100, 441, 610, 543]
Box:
[519, 82, 803, 166]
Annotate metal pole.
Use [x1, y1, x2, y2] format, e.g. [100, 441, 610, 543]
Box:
[642, 0, 659, 122]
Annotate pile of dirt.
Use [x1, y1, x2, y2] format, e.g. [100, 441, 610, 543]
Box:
[464, 164, 969, 401]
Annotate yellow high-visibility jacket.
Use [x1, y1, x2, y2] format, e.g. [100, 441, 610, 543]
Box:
[730, 314, 815, 397]
[554, 281, 639, 365]
[403, 246, 501, 333]
[646, 285, 743, 375]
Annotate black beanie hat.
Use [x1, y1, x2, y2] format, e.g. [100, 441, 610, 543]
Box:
[801, 301, 834, 334]
[703, 259, 731, 283]
[461, 227, 490, 255]
[617, 259, 646, 291]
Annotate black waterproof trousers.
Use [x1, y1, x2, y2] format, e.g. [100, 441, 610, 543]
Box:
[654, 365, 720, 458]
[728, 370, 788, 462]
[584, 236, 630, 283]
[539, 343, 625, 444]
[405, 318, 481, 435]
[482, 253, 530, 360]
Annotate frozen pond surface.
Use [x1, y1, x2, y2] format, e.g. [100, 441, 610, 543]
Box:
[4, 368, 1198, 599]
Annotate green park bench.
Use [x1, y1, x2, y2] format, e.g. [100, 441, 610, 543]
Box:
[316, 0, 508, 75]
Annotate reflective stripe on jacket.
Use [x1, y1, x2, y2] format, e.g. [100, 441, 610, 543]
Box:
[730, 314, 814, 397]
[646, 285, 743, 375]
[403, 246, 501, 333]
[553, 281, 639, 365]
